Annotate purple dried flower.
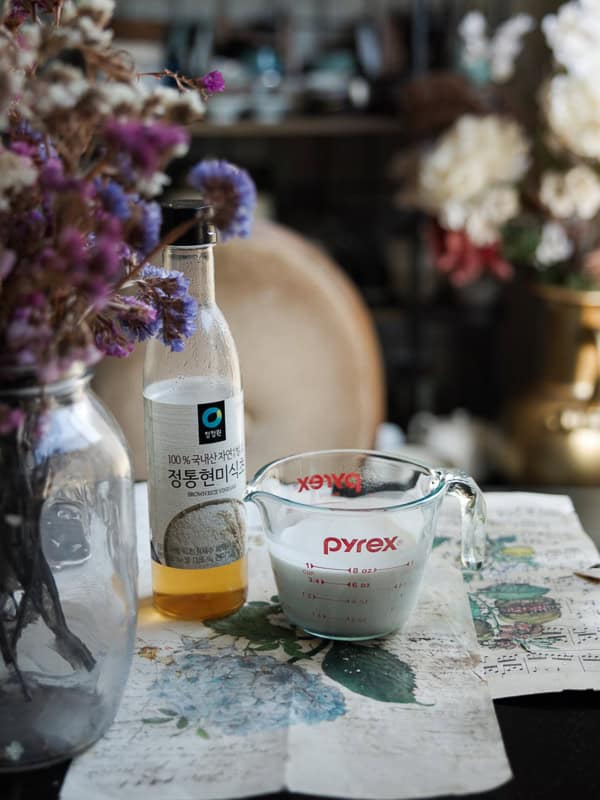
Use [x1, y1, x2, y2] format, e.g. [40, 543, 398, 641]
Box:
[137, 264, 197, 351]
[186, 159, 256, 240]
[159, 292, 197, 351]
[200, 71, 225, 94]
[0, 404, 25, 435]
[116, 295, 160, 342]
[139, 264, 189, 298]
[38, 346, 101, 384]
[10, 124, 56, 162]
[129, 200, 161, 255]
[0, 249, 16, 281]
[94, 317, 134, 358]
[57, 227, 87, 270]
[104, 119, 189, 176]
[98, 180, 131, 222]
[3, 2, 29, 30]
[10, 141, 38, 159]
[4, 294, 53, 368]
[40, 158, 78, 192]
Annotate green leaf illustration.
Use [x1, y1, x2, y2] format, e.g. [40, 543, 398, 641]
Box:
[469, 594, 484, 621]
[478, 583, 549, 601]
[158, 708, 178, 717]
[282, 640, 305, 659]
[206, 601, 296, 644]
[142, 717, 172, 724]
[432, 536, 451, 549]
[196, 727, 209, 739]
[177, 717, 189, 729]
[322, 643, 418, 703]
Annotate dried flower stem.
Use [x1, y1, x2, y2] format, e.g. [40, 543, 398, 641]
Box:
[1, 407, 96, 700]
[138, 69, 196, 93]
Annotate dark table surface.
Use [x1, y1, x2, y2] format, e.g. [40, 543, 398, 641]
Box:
[3, 487, 600, 800]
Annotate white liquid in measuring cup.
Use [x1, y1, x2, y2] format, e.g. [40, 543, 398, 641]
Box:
[268, 516, 428, 639]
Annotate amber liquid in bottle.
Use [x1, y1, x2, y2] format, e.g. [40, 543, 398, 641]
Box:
[143, 207, 247, 621]
[151, 558, 247, 620]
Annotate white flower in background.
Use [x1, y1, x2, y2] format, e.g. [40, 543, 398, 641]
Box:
[0, 151, 37, 211]
[441, 186, 520, 247]
[490, 14, 535, 82]
[458, 11, 489, 67]
[419, 115, 529, 241]
[544, 75, 600, 159]
[540, 166, 600, 219]
[466, 186, 520, 245]
[458, 11, 534, 84]
[535, 222, 574, 266]
[542, 0, 600, 79]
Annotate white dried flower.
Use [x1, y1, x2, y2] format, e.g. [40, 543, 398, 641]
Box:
[0, 151, 37, 211]
[535, 222, 574, 266]
[0, 60, 23, 130]
[544, 75, 600, 159]
[96, 82, 144, 115]
[145, 86, 205, 122]
[419, 114, 529, 211]
[77, 0, 115, 27]
[489, 14, 535, 82]
[137, 172, 171, 198]
[76, 14, 113, 47]
[58, 12, 113, 48]
[33, 64, 89, 115]
[14, 25, 41, 70]
[540, 166, 600, 219]
[543, 0, 600, 79]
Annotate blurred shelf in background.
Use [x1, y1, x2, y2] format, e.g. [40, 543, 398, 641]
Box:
[112, 0, 559, 431]
[189, 115, 405, 138]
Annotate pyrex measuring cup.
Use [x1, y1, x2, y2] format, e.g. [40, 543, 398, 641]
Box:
[244, 450, 486, 640]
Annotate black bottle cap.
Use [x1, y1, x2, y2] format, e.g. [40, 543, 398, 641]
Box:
[161, 202, 217, 246]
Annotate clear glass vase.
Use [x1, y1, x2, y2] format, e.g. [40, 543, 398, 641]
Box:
[0, 368, 137, 772]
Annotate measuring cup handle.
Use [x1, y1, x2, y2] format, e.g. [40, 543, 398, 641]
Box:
[440, 470, 487, 570]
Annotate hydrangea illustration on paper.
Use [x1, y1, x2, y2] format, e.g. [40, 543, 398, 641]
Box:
[138, 598, 422, 737]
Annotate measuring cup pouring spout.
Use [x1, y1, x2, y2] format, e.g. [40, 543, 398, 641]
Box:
[244, 451, 486, 641]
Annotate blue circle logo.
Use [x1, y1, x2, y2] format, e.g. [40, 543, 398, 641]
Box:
[202, 407, 223, 429]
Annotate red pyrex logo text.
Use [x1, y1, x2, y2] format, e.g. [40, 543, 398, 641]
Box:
[323, 536, 399, 555]
[296, 472, 362, 494]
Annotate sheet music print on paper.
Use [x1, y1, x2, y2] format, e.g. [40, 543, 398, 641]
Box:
[433, 493, 600, 698]
[60, 485, 511, 800]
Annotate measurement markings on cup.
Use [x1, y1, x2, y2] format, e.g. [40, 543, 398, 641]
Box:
[305, 561, 414, 573]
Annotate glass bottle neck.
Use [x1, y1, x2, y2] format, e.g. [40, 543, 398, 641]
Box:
[163, 245, 215, 306]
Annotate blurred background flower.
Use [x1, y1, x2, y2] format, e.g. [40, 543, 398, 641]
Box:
[410, 0, 600, 292]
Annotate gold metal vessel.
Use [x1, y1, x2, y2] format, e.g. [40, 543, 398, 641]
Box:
[507, 284, 600, 485]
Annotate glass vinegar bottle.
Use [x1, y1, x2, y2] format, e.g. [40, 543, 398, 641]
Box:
[143, 204, 247, 620]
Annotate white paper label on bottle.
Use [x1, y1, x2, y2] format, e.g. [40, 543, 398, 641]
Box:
[144, 391, 246, 569]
